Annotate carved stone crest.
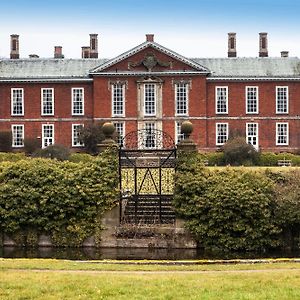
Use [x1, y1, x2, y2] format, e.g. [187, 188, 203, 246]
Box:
[129, 52, 171, 72]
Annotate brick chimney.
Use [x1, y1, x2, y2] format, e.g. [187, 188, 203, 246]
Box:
[54, 46, 64, 58]
[259, 32, 268, 57]
[146, 34, 154, 42]
[10, 34, 20, 59]
[89, 34, 98, 58]
[281, 51, 289, 58]
[228, 32, 237, 57]
[81, 46, 90, 58]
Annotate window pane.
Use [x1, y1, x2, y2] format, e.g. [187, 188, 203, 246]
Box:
[144, 84, 156, 115]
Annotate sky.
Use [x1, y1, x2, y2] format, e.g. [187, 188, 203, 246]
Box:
[1, 0, 300, 59]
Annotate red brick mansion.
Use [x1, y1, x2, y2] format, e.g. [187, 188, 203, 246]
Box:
[0, 33, 299, 152]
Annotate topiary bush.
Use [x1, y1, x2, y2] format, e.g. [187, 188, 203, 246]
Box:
[223, 136, 260, 166]
[174, 152, 280, 251]
[32, 144, 70, 161]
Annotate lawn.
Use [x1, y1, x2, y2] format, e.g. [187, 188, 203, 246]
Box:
[1, 259, 300, 299]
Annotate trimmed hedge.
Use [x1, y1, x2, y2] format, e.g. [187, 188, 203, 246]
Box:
[0, 148, 119, 247]
[174, 151, 300, 251]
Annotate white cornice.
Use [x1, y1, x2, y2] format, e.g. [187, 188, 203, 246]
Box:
[207, 76, 300, 81]
[0, 78, 93, 83]
[90, 41, 210, 73]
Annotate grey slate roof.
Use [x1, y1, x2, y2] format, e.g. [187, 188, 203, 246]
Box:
[1, 57, 300, 80]
[0, 58, 107, 79]
[192, 57, 300, 78]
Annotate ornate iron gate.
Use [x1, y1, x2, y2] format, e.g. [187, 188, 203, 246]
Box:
[119, 129, 176, 224]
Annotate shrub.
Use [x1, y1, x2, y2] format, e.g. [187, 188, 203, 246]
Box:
[198, 152, 225, 166]
[78, 123, 105, 154]
[174, 152, 280, 251]
[0, 152, 26, 162]
[32, 144, 70, 161]
[69, 153, 95, 163]
[24, 138, 41, 155]
[223, 136, 259, 166]
[0, 148, 119, 246]
[272, 170, 300, 248]
[0, 132, 12, 152]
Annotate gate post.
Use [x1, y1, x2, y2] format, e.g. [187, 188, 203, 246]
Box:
[177, 121, 197, 152]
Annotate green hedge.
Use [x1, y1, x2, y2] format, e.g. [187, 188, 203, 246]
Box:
[0, 148, 119, 247]
[174, 152, 300, 251]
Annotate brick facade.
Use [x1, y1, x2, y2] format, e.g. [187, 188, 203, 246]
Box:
[0, 35, 299, 152]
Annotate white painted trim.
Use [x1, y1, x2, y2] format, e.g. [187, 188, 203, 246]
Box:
[216, 123, 229, 146]
[71, 87, 85, 116]
[276, 122, 289, 146]
[90, 41, 210, 73]
[11, 88, 24, 116]
[144, 83, 156, 116]
[11, 124, 24, 148]
[215, 86, 228, 114]
[41, 88, 54, 116]
[175, 83, 189, 117]
[245, 86, 259, 114]
[0, 78, 93, 83]
[42, 124, 55, 149]
[72, 124, 84, 147]
[111, 83, 125, 117]
[276, 86, 289, 114]
[207, 77, 300, 81]
[246, 123, 259, 150]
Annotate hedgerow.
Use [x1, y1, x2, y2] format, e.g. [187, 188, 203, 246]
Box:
[0, 148, 119, 247]
[174, 151, 282, 251]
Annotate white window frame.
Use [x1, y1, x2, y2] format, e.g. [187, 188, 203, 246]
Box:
[112, 83, 125, 117]
[72, 124, 84, 147]
[175, 121, 185, 144]
[276, 122, 289, 146]
[246, 86, 259, 114]
[11, 124, 24, 148]
[71, 88, 84, 116]
[144, 122, 156, 149]
[276, 86, 289, 114]
[216, 123, 229, 146]
[41, 88, 54, 116]
[144, 84, 156, 116]
[175, 83, 189, 116]
[215, 86, 228, 114]
[42, 124, 54, 148]
[113, 122, 125, 146]
[11, 88, 24, 116]
[246, 123, 259, 150]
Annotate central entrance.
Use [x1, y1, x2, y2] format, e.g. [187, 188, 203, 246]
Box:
[119, 129, 176, 224]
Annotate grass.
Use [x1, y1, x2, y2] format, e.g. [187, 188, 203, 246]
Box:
[1, 259, 300, 299]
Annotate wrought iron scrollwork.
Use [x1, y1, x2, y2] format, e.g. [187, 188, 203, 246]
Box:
[121, 129, 175, 150]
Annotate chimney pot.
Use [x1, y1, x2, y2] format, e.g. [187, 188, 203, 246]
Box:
[146, 34, 154, 42]
[82, 46, 90, 58]
[259, 32, 268, 57]
[227, 32, 237, 57]
[281, 51, 289, 58]
[89, 34, 98, 58]
[54, 46, 64, 59]
[10, 34, 20, 59]
[29, 54, 39, 59]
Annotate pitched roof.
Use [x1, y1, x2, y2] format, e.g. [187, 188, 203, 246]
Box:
[90, 41, 210, 73]
[0, 58, 107, 81]
[193, 57, 300, 78]
[1, 56, 300, 81]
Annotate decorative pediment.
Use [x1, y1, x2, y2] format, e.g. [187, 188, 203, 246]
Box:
[128, 52, 171, 72]
[89, 41, 210, 75]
